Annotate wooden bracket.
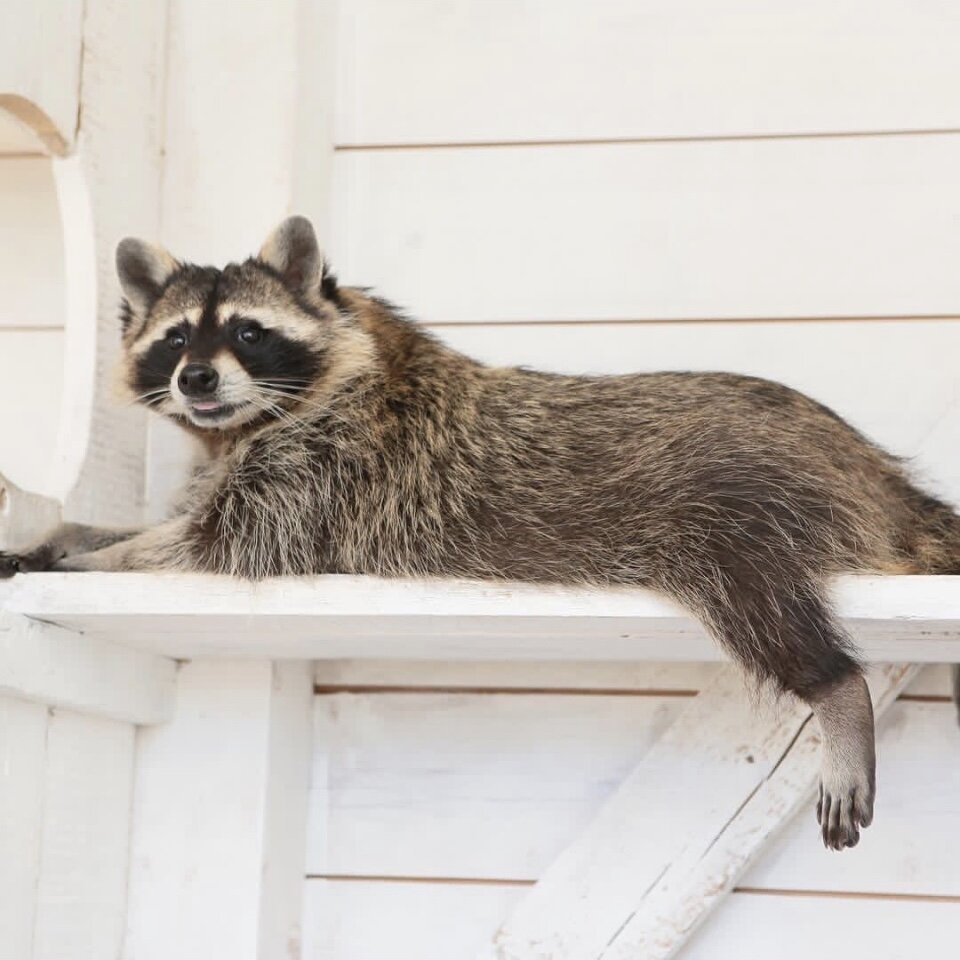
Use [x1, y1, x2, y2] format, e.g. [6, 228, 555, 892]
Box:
[490, 663, 918, 960]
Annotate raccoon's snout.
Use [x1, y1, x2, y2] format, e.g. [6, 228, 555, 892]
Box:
[179, 362, 220, 398]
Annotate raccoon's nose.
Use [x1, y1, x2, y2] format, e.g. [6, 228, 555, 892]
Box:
[178, 362, 220, 397]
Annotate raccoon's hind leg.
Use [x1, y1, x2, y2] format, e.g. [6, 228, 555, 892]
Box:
[688, 575, 875, 850]
[0, 523, 145, 577]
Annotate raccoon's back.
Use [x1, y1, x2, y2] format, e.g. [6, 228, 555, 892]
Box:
[441, 368, 912, 583]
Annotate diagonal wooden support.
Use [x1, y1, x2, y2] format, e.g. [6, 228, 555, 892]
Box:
[490, 663, 917, 960]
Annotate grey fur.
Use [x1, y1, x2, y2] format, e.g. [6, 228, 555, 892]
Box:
[5, 216, 960, 849]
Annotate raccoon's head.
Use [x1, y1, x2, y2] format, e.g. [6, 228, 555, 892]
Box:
[116, 216, 372, 433]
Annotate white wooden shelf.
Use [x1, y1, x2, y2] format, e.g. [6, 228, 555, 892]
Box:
[1, 573, 959, 662]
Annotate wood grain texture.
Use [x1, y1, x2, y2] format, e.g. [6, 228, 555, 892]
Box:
[305, 678, 957, 890]
[334, 0, 960, 145]
[123, 660, 314, 960]
[301, 881, 960, 960]
[2, 574, 960, 662]
[32, 711, 136, 960]
[330, 136, 960, 323]
[306, 691, 690, 879]
[0, 610, 176, 725]
[0, 694, 48, 960]
[64, 0, 167, 527]
[490, 668, 811, 959]
[592, 665, 916, 960]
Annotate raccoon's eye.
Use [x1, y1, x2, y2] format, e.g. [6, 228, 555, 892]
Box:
[236, 322, 264, 345]
[166, 329, 187, 350]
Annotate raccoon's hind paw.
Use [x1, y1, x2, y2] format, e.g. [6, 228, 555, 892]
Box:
[0, 553, 21, 579]
[817, 776, 874, 851]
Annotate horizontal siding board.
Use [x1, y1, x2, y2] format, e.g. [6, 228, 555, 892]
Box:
[743, 702, 960, 895]
[301, 881, 960, 960]
[306, 695, 960, 892]
[307, 692, 688, 879]
[330, 135, 960, 323]
[335, 0, 960, 145]
[683, 890, 960, 960]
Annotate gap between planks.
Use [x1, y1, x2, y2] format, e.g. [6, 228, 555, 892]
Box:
[314, 684, 943, 702]
[425, 315, 960, 328]
[304, 875, 960, 906]
[334, 126, 960, 152]
[313, 684, 699, 698]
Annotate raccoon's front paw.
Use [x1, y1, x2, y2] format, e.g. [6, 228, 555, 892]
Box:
[817, 774, 874, 851]
[0, 553, 22, 579]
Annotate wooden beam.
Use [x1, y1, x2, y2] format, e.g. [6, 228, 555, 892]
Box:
[33, 711, 136, 960]
[0, 694, 47, 958]
[1, 573, 960, 662]
[0, 610, 176, 725]
[123, 660, 314, 960]
[489, 664, 917, 960]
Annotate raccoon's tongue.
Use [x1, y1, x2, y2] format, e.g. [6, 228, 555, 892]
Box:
[192, 401, 222, 412]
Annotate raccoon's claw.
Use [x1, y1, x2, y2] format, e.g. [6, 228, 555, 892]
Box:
[817, 779, 874, 851]
[0, 553, 22, 579]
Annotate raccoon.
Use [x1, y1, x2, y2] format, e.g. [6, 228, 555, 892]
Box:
[3, 216, 959, 850]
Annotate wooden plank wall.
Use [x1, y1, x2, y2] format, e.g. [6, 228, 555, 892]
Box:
[0, 157, 65, 495]
[302, 1, 960, 956]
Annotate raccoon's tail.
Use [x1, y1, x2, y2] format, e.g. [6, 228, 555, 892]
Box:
[902, 492, 960, 575]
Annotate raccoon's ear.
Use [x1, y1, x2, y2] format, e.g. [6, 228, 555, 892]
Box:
[258, 216, 325, 297]
[116, 238, 179, 321]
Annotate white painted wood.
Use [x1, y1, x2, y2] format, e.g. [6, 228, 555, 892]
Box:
[123, 660, 314, 960]
[2, 573, 960, 662]
[436, 319, 960, 502]
[293, 0, 341, 242]
[33, 710, 136, 960]
[51, 154, 100, 505]
[314, 659, 717, 692]
[335, 1, 960, 146]
[0, 611, 176, 725]
[0, 0, 84, 154]
[306, 691, 690, 879]
[305, 688, 960, 890]
[332, 136, 960, 323]
[904, 664, 954, 697]
[0, 158, 66, 328]
[682, 890, 960, 960]
[63, 0, 167, 527]
[161, 0, 301, 265]
[0, 469, 63, 553]
[301, 881, 960, 960]
[303, 879, 528, 960]
[743, 701, 960, 896]
[0, 694, 47, 959]
[596, 665, 916, 960]
[491, 666, 913, 960]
